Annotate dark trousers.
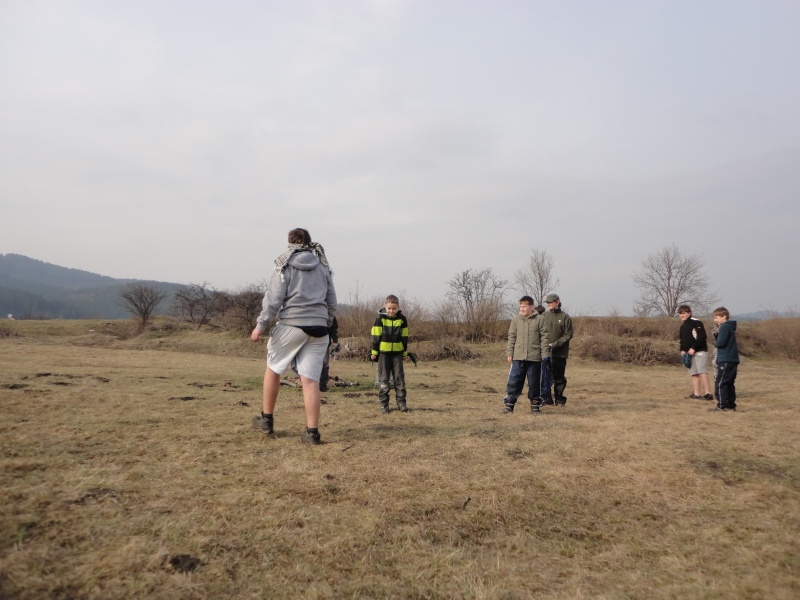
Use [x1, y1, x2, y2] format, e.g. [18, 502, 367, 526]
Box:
[377, 354, 406, 405]
[552, 357, 568, 400]
[504, 360, 542, 405]
[715, 362, 738, 409]
[540, 358, 553, 400]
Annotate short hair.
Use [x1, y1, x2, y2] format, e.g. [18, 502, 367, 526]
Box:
[713, 306, 730, 319]
[678, 305, 692, 314]
[519, 296, 534, 305]
[288, 228, 311, 245]
[385, 294, 400, 306]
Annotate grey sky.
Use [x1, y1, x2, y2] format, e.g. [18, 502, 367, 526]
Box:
[2, 0, 799, 315]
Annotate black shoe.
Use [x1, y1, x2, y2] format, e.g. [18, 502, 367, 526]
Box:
[502, 403, 515, 414]
[687, 394, 703, 400]
[555, 397, 567, 406]
[252, 415, 274, 435]
[542, 398, 555, 406]
[300, 429, 321, 445]
[702, 394, 714, 401]
[380, 404, 390, 414]
[397, 401, 408, 412]
[530, 402, 541, 414]
[707, 406, 734, 412]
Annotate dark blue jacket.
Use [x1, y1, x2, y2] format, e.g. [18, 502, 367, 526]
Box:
[715, 320, 739, 363]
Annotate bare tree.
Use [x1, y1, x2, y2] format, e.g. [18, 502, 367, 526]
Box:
[225, 283, 267, 335]
[172, 282, 218, 330]
[446, 268, 509, 341]
[632, 244, 719, 317]
[514, 248, 560, 306]
[119, 282, 168, 330]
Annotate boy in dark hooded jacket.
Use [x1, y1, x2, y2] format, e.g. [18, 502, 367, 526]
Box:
[710, 306, 739, 412]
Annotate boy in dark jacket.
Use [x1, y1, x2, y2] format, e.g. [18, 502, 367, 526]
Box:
[678, 305, 714, 401]
[710, 306, 739, 412]
[371, 295, 409, 414]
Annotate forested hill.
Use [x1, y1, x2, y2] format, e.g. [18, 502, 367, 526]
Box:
[0, 253, 179, 319]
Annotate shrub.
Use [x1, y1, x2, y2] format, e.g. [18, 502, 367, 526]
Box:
[575, 316, 676, 340]
[579, 334, 676, 366]
[742, 318, 800, 360]
[0, 323, 21, 338]
[414, 339, 482, 361]
[334, 336, 481, 363]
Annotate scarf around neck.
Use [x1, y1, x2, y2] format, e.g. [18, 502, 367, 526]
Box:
[273, 242, 332, 280]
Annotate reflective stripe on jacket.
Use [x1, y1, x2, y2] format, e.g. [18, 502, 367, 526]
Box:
[371, 310, 408, 356]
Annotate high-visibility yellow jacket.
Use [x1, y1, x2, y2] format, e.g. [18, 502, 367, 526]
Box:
[371, 309, 409, 356]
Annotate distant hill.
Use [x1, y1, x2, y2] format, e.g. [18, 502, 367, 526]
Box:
[0, 254, 180, 319]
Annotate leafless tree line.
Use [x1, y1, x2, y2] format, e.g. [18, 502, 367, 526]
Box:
[120, 281, 267, 333]
[119, 245, 717, 335]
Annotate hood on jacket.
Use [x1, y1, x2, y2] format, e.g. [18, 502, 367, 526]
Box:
[724, 320, 737, 331]
[287, 251, 321, 271]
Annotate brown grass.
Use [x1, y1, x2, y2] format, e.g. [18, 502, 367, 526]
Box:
[1, 322, 799, 599]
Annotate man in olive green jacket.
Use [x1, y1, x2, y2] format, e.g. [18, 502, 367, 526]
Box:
[540, 293, 573, 406]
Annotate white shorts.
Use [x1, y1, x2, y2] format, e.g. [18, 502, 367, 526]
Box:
[266, 322, 329, 381]
[688, 351, 709, 375]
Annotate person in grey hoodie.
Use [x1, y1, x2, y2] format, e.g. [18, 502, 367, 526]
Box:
[710, 306, 739, 412]
[250, 228, 337, 444]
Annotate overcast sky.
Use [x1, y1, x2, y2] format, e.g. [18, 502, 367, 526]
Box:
[2, 0, 799, 315]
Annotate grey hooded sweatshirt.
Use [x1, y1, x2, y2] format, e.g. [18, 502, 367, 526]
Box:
[255, 251, 337, 333]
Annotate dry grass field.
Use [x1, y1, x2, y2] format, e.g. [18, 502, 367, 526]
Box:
[1, 320, 799, 599]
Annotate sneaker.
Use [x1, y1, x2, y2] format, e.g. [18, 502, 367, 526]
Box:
[300, 429, 321, 445]
[502, 403, 515, 414]
[707, 406, 735, 412]
[380, 404, 390, 414]
[252, 415, 274, 435]
[397, 401, 409, 412]
[530, 402, 541, 414]
[542, 398, 555, 406]
[687, 394, 703, 400]
[555, 397, 567, 406]
[702, 394, 714, 401]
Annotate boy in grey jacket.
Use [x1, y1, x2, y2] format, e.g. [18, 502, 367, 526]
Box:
[250, 228, 337, 444]
[502, 296, 551, 414]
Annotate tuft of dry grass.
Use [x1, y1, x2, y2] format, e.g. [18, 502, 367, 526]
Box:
[1, 324, 799, 599]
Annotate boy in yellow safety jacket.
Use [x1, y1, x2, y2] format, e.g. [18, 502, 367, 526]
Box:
[370, 294, 409, 414]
